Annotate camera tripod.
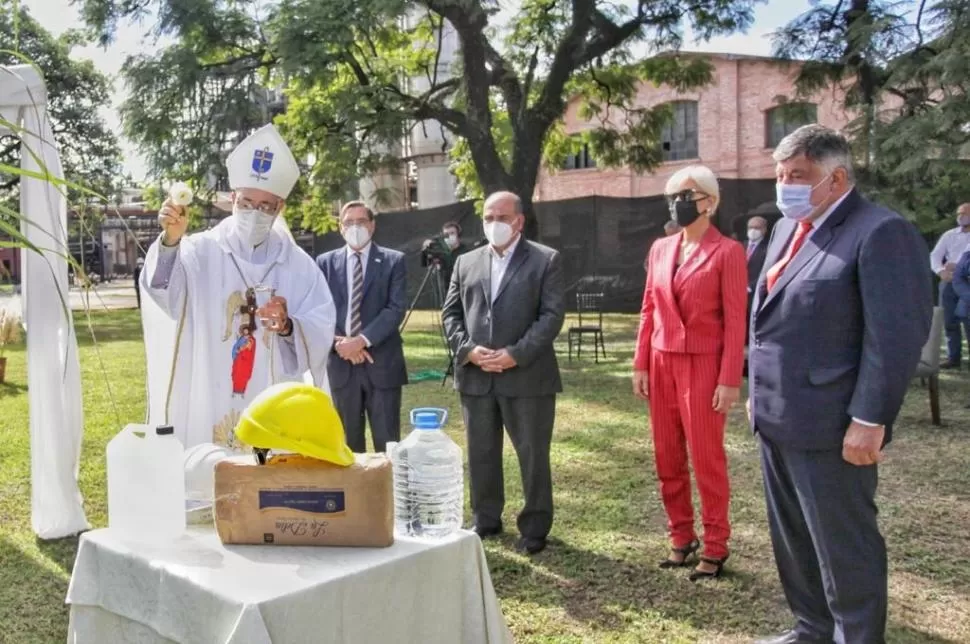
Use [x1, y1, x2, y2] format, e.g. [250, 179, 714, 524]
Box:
[400, 260, 454, 386]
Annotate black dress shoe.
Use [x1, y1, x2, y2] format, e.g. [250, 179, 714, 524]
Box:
[940, 360, 961, 370]
[754, 630, 827, 644]
[516, 537, 547, 555]
[471, 523, 503, 538]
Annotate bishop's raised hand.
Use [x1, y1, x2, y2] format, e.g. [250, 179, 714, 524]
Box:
[158, 198, 189, 246]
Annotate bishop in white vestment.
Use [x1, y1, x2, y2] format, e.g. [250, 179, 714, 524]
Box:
[139, 124, 336, 449]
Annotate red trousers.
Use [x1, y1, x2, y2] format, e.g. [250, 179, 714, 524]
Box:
[648, 349, 731, 559]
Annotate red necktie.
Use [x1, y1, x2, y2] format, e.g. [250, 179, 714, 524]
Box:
[765, 222, 813, 292]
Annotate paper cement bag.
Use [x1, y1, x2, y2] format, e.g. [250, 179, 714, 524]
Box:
[214, 452, 393, 547]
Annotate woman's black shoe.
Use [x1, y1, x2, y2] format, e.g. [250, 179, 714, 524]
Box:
[658, 539, 700, 568]
[689, 554, 729, 581]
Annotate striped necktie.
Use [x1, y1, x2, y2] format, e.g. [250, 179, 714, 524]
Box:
[350, 252, 363, 336]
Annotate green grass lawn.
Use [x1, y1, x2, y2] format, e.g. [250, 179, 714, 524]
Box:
[1, 309, 969, 643]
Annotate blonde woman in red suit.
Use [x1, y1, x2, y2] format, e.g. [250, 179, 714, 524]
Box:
[632, 165, 747, 581]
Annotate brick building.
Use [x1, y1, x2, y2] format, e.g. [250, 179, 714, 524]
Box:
[535, 52, 853, 235]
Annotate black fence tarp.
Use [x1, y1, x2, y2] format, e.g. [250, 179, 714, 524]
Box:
[305, 179, 781, 313]
[309, 200, 483, 310]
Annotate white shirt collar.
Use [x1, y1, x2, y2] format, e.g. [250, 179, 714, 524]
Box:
[489, 234, 521, 262]
[345, 242, 372, 262]
[810, 188, 853, 231]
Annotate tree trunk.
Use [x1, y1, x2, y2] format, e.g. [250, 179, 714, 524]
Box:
[473, 149, 541, 241]
[509, 124, 545, 240]
[846, 0, 876, 168]
[519, 192, 539, 240]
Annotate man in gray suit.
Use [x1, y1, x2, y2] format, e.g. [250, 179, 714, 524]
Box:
[748, 125, 932, 644]
[442, 191, 565, 555]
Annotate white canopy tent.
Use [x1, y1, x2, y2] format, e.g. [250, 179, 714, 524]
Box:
[0, 64, 89, 539]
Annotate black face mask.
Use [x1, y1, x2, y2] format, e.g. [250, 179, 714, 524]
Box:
[671, 200, 701, 228]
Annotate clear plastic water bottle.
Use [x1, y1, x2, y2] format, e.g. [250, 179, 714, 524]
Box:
[390, 408, 463, 538]
[106, 424, 186, 542]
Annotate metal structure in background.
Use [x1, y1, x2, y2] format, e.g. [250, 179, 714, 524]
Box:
[400, 260, 453, 385]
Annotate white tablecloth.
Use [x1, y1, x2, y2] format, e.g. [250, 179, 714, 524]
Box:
[66, 527, 512, 644]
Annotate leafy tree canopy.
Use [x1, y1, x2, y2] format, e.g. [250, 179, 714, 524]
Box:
[79, 0, 762, 235]
[775, 0, 970, 232]
[0, 4, 122, 209]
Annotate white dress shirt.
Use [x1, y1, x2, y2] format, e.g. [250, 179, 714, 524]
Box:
[808, 190, 851, 240]
[930, 227, 970, 275]
[489, 235, 521, 303]
[746, 240, 762, 258]
[344, 243, 372, 345]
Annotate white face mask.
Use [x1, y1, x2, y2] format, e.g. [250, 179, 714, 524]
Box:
[444, 233, 459, 249]
[775, 173, 832, 221]
[747, 228, 763, 242]
[484, 221, 514, 248]
[343, 224, 371, 250]
[234, 208, 276, 247]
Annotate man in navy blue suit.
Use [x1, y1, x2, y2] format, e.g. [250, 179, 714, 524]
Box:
[748, 125, 932, 644]
[950, 246, 970, 407]
[317, 201, 408, 453]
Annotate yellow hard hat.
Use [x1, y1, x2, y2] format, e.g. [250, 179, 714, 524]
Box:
[234, 382, 354, 467]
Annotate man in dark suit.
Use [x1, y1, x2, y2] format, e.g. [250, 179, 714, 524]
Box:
[744, 216, 769, 347]
[133, 257, 144, 309]
[950, 246, 970, 407]
[317, 201, 408, 453]
[748, 125, 932, 644]
[442, 191, 565, 555]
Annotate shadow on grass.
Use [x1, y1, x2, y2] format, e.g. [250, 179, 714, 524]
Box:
[0, 381, 27, 398]
[885, 624, 963, 643]
[0, 537, 73, 643]
[486, 536, 965, 642]
[35, 535, 81, 575]
[484, 537, 791, 639]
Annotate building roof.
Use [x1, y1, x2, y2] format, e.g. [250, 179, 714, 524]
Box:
[658, 49, 800, 65]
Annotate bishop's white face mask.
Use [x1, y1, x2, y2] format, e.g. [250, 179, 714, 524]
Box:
[234, 208, 276, 247]
[747, 228, 764, 242]
[343, 224, 372, 250]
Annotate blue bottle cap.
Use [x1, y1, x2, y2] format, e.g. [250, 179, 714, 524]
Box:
[413, 411, 441, 430]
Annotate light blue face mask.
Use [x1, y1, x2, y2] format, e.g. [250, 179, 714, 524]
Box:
[775, 175, 832, 221]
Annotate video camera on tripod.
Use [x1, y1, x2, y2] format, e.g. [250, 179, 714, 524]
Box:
[420, 233, 452, 267]
[403, 233, 456, 385]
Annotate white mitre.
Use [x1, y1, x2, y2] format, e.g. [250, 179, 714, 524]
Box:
[225, 124, 300, 199]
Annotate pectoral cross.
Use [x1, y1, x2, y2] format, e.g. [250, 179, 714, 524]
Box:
[239, 288, 257, 336]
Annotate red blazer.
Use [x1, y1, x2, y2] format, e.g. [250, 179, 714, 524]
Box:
[634, 225, 748, 387]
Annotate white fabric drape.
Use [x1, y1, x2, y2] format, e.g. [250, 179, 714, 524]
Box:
[0, 64, 89, 538]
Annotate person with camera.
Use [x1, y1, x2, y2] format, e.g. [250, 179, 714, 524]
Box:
[422, 221, 470, 289]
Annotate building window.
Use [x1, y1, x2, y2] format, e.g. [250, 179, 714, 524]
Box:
[563, 142, 596, 170]
[660, 101, 699, 162]
[766, 103, 818, 148]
